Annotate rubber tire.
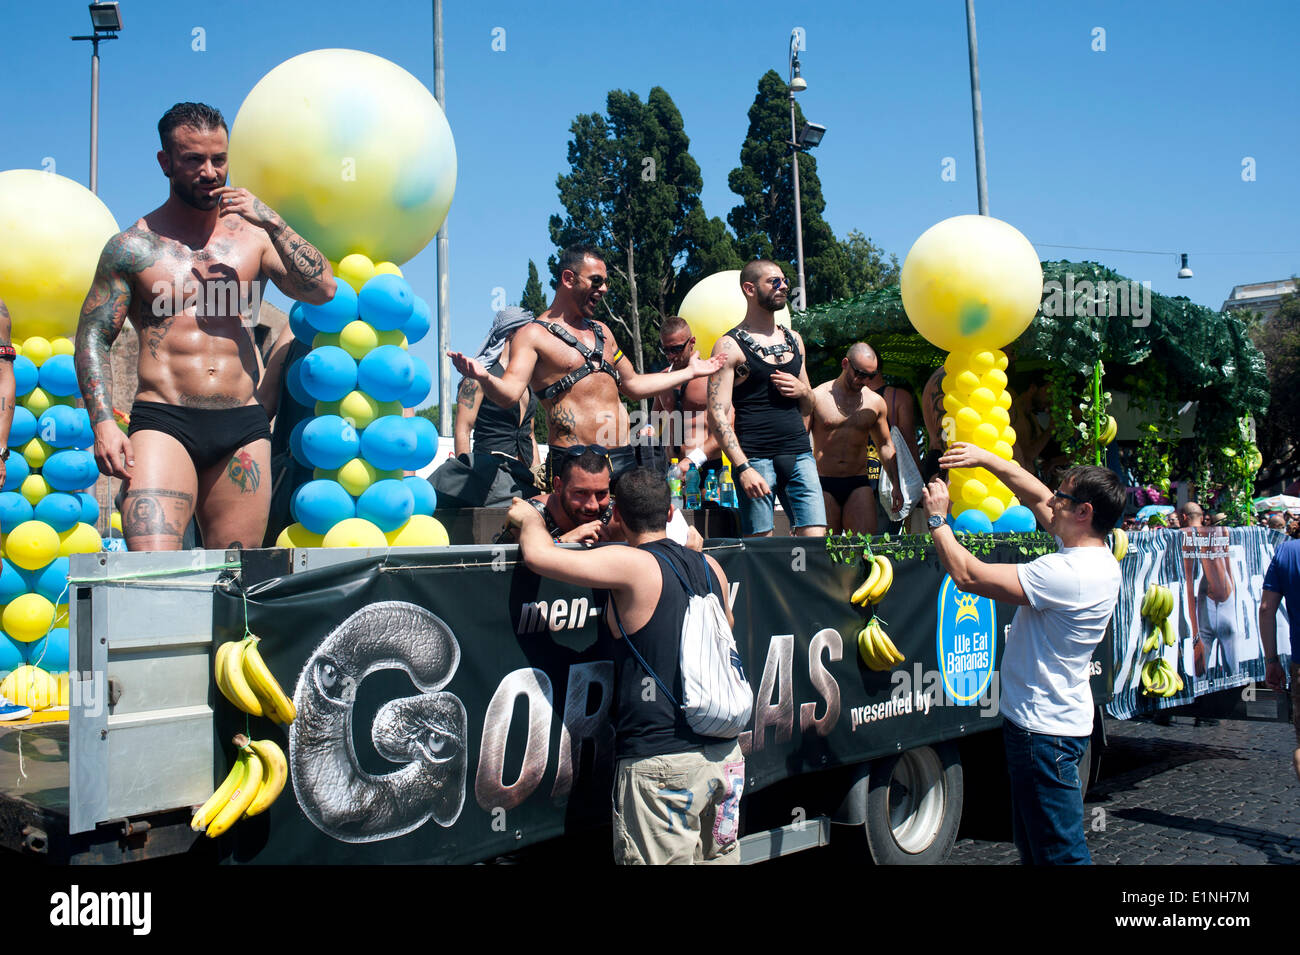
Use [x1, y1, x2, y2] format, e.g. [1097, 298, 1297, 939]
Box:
[863, 742, 963, 865]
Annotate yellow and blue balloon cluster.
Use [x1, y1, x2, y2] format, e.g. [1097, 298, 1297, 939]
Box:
[0, 336, 104, 711]
[276, 257, 447, 549]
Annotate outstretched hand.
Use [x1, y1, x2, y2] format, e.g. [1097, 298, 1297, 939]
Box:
[688, 352, 726, 377]
[448, 351, 488, 381]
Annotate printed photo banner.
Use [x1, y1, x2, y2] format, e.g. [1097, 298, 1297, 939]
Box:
[1108, 526, 1292, 720]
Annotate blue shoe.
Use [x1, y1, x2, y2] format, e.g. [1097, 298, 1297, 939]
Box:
[0, 697, 32, 722]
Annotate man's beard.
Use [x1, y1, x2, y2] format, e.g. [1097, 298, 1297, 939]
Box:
[173, 173, 225, 211]
[758, 288, 786, 312]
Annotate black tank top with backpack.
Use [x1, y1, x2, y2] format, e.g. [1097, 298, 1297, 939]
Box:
[604, 539, 729, 760]
[724, 326, 812, 458]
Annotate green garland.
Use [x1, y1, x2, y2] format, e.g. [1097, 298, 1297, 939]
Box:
[1124, 363, 1177, 495]
[825, 530, 1058, 565]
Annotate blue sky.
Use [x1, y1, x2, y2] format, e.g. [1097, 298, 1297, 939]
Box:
[2, 0, 1296, 408]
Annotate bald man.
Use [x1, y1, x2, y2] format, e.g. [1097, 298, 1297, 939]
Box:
[810, 344, 903, 534]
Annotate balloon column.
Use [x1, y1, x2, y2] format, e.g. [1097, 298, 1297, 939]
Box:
[900, 215, 1044, 533]
[276, 260, 447, 548]
[0, 337, 102, 711]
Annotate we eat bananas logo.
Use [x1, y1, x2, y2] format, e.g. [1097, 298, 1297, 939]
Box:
[935, 576, 997, 704]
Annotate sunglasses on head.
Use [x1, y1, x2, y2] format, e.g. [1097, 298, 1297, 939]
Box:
[562, 444, 609, 459]
[1053, 489, 1085, 505]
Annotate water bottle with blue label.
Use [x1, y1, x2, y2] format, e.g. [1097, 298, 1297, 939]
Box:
[683, 464, 701, 510]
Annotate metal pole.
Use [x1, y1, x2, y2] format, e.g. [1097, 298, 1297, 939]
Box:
[89, 38, 100, 194]
[965, 0, 989, 215]
[790, 97, 806, 312]
[434, 0, 452, 437]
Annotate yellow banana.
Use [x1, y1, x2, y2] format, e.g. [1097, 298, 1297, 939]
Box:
[1161, 617, 1175, 647]
[243, 738, 288, 817]
[1162, 586, 1174, 621]
[1111, 528, 1128, 561]
[852, 559, 882, 606]
[207, 740, 264, 839]
[868, 556, 894, 602]
[1101, 415, 1117, 445]
[1142, 629, 1159, 654]
[1140, 585, 1156, 619]
[192, 755, 245, 832]
[220, 638, 264, 717]
[857, 626, 882, 670]
[241, 637, 297, 724]
[874, 623, 905, 667]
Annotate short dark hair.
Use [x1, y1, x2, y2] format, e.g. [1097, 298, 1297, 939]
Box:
[1062, 465, 1126, 534]
[740, 259, 783, 288]
[659, 315, 690, 339]
[556, 448, 611, 483]
[612, 467, 671, 534]
[557, 245, 604, 279]
[158, 103, 228, 153]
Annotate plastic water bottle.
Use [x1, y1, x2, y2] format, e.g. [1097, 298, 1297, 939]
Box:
[684, 464, 701, 510]
[719, 466, 737, 509]
[668, 459, 684, 512]
[703, 470, 720, 507]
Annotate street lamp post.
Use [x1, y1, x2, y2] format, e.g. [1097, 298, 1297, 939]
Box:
[70, 2, 122, 196]
[965, 0, 989, 215]
[788, 31, 807, 312]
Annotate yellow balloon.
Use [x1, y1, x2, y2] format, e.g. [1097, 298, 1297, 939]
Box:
[337, 458, 378, 496]
[276, 522, 325, 548]
[962, 479, 989, 505]
[969, 351, 996, 375]
[313, 332, 342, 350]
[20, 475, 51, 507]
[0, 665, 54, 710]
[996, 389, 1013, 411]
[980, 497, 1006, 522]
[968, 387, 996, 414]
[53, 604, 69, 629]
[58, 522, 101, 556]
[980, 369, 1008, 393]
[4, 593, 54, 642]
[942, 393, 962, 416]
[678, 270, 792, 360]
[992, 482, 1014, 504]
[24, 387, 53, 417]
[373, 261, 403, 277]
[375, 329, 408, 350]
[322, 517, 388, 548]
[22, 337, 53, 367]
[972, 423, 1000, 448]
[943, 351, 970, 376]
[338, 390, 383, 430]
[339, 320, 380, 359]
[22, 438, 53, 469]
[110, 511, 122, 532]
[951, 500, 973, 516]
[0, 171, 119, 341]
[988, 405, 1011, 429]
[385, 514, 449, 547]
[993, 440, 1015, 460]
[900, 215, 1043, 352]
[57, 670, 69, 706]
[229, 50, 457, 265]
[1001, 426, 1018, 446]
[995, 351, 1009, 371]
[955, 406, 982, 431]
[953, 370, 981, 396]
[337, 253, 377, 293]
[51, 337, 75, 357]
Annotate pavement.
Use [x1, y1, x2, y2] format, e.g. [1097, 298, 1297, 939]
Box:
[948, 715, 1300, 865]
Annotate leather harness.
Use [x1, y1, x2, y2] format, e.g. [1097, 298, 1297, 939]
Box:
[535, 320, 623, 402]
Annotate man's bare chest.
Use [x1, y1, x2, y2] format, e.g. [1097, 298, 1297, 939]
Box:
[131, 227, 264, 324]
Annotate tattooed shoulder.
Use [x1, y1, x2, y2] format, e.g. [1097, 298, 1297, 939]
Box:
[457, 378, 479, 408]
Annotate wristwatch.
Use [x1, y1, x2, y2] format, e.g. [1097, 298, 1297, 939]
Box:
[0, 446, 8, 462]
[927, 513, 946, 532]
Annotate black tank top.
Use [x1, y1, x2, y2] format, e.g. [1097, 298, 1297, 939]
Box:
[725, 326, 812, 457]
[471, 361, 538, 463]
[606, 539, 728, 759]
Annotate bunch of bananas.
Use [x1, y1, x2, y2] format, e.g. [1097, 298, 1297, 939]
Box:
[191, 735, 288, 838]
[851, 555, 894, 606]
[215, 635, 297, 723]
[857, 618, 904, 672]
[1140, 658, 1184, 698]
[1140, 584, 1174, 624]
[1110, 527, 1128, 561]
[1100, 415, 1118, 446]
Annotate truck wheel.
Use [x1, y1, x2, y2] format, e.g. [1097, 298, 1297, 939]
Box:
[864, 743, 963, 865]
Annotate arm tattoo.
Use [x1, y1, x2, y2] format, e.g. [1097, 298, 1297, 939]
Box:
[457, 378, 479, 409]
[75, 230, 159, 425]
[706, 371, 744, 463]
[263, 207, 329, 299]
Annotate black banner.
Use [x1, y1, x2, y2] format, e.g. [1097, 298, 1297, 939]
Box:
[212, 537, 1109, 864]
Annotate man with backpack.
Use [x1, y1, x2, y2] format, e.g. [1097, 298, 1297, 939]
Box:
[508, 467, 750, 864]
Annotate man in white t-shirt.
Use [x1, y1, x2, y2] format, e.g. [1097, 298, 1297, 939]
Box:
[921, 443, 1125, 865]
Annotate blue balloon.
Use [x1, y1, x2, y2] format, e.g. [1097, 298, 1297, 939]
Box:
[300, 279, 359, 334]
[289, 418, 312, 469]
[34, 493, 81, 532]
[12, 356, 37, 397]
[2, 455, 29, 493]
[37, 405, 81, 448]
[26, 629, 69, 672]
[299, 346, 358, 402]
[292, 479, 355, 535]
[356, 479, 415, 532]
[8, 406, 37, 447]
[400, 355, 432, 408]
[404, 414, 437, 471]
[76, 492, 99, 527]
[301, 415, 361, 470]
[0, 634, 24, 675]
[26, 557, 70, 604]
[69, 408, 94, 450]
[0, 560, 27, 604]
[288, 301, 314, 342]
[402, 296, 432, 345]
[43, 450, 98, 492]
[0, 492, 32, 533]
[952, 510, 994, 534]
[358, 274, 415, 331]
[360, 415, 417, 472]
[356, 345, 414, 403]
[37, 354, 78, 397]
[286, 357, 313, 407]
[992, 504, 1038, 533]
[404, 476, 436, 516]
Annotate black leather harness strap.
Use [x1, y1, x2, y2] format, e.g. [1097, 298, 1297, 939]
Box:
[732, 325, 797, 361]
[535, 320, 623, 402]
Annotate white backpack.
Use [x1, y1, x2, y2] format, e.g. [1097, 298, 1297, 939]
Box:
[614, 551, 754, 738]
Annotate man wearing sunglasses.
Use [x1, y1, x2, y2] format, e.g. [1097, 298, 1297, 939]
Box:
[923, 441, 1124, 865]
[449, 246, 723, 486]
[810, 344, 904, 534]
[652, 316, 728, 480]
[706, 260, 826, 537]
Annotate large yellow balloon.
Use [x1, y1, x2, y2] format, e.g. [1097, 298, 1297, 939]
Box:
[276, 522, 325, 548]
[0, 665, 55, 710]
[0, 171, 119, 341]
[6, 520, 58, 569]
[900, 215, 1043, 352]
[386, 514, 449, 547]
[58, 522, 102, 556]
[323, 517, 388, 548]
[4, 593, 54, 642]
[677, 270, 792, 361]
[229, 50, 457, 266]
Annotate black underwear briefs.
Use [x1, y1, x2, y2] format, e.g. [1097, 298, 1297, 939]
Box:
[128, 401, 272, 473]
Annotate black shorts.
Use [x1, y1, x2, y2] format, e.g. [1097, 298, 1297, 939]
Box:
[818, 473, 875, 508]
[128, 401, 272, 473]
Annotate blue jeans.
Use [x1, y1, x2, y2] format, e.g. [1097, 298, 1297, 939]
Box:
[1002, 719, 1092, 865]
[737, 451, 827, 535]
